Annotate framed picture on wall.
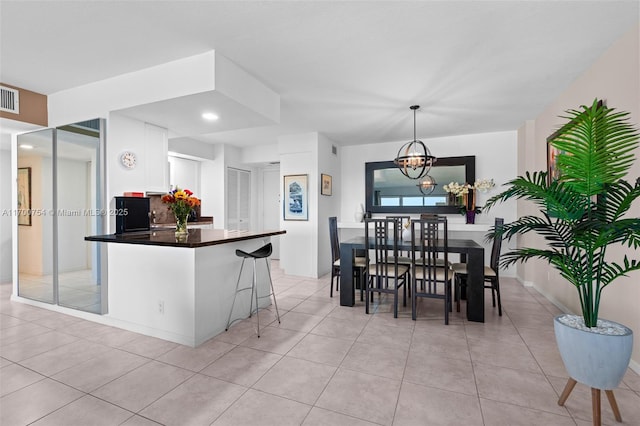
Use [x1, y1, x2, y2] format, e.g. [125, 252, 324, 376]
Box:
[17, 167, 31, 226]
[321, 173, 332, 196]
[547, 100, 605, 185]
[284, 174, 308, 220]
[547, 140, 562, 185]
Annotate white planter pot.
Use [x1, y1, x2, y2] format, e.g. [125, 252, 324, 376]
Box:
[554, 314, 633, 390]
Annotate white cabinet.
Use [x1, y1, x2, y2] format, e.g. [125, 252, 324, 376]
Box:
[144, 123, 168, 192]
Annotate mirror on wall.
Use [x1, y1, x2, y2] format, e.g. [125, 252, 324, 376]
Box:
[365, 156, 475, 214]
[17, 119, 105, 314]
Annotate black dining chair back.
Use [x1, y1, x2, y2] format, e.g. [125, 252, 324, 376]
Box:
[410, 216, 453, 323]
[329, 216, 366, 299]
[489, 218, 504, 273]
[329, 216, 341, 297]
[385, 215, 411, 234]
[386, 215, 412, 259]
[487, 217, 504, 314]
[364, 218, 409, 317]
[453, 217, 504, 316]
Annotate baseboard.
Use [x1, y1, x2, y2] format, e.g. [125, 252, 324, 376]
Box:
[515, 276, 535, 287]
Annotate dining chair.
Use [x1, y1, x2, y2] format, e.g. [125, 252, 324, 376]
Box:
[453, 217, 504, 316]
[329, 216, 366, 299]
[410, 216, 453, 323]
[364, 217, 409, 318]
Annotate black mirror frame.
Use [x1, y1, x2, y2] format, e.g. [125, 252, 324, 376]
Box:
[365, 155, 476, 215]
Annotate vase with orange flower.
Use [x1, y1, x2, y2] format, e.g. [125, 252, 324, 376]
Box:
[161, 187, 201, 238]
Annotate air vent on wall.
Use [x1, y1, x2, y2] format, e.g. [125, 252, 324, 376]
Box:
[0, 86, 19, 114]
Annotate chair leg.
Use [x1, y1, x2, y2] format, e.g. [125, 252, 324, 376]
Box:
[253, 259, 261, 337]
[365, 275, 371, 314]
[495, 279, 502, 316]
[330, 269, 335, 298]
[265, 258, 281, 325]
[444, 281, 449, 325]
[403, 274, 407, 307]
[454, 275, 459, 312]
[491, 284, 496, 307]
[393, 281, 398, 318]
[411, 278, 417, 321]
[225, 258, 246, 331]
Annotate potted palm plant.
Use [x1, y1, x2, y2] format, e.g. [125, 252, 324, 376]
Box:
[485, 99, 639, 423]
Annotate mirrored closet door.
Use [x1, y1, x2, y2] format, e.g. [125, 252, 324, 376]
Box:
[17, 119, 106, 314]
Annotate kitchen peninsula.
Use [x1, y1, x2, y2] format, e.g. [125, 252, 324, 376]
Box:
[85, 228, 286, 347]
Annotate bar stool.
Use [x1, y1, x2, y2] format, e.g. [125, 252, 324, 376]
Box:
[225, 243, 281, 337]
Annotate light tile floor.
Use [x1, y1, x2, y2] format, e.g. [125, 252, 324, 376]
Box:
[18, 270, 102, 313]
[1, 262, 639, 425]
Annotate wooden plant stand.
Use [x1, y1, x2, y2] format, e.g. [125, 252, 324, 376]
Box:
[557, 378, 622, 426]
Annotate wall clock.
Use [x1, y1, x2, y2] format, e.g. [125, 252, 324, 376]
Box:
[120, 151, 137, 169]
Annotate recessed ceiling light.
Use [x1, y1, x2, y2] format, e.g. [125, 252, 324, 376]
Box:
[19, 144, 33, 149]
[202, 112, 219, 121]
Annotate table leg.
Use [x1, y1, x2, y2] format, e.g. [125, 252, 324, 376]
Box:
[465, 245, 484, 322]
[339, 243, 355, 306]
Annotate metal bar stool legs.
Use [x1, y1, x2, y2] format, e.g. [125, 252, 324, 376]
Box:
[225, 243, 281, 337]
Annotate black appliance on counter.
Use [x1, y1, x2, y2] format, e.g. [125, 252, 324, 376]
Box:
[115, 196, 150, 234]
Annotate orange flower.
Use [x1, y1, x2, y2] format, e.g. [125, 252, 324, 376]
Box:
[161, 187, 200, 218]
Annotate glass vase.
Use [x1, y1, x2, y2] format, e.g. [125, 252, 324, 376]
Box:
[175, 212, 189, 238]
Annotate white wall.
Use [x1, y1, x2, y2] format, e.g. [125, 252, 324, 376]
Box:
[241, 144, 279, 164]
[317, 134, 341, 278]
[106, 113, 169, 231]
[519, 24, 640, 367]
[0, 143, 12, 282]
[278, 133, 319, 277]
[168, 155, 201, 195]
[168, 137, 217, 161]
[340, 131, 519, 226]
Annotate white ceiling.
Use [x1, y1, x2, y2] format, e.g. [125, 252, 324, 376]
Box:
[1, 1, 638, 148]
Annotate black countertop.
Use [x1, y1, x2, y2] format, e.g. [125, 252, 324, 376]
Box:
[85, 229, 286, 248]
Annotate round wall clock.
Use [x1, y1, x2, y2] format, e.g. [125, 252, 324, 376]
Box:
[120, 151, 137, 169]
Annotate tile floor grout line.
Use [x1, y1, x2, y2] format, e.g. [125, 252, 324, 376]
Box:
[461, 314, 488, 426]
[2, 275, 639, 425]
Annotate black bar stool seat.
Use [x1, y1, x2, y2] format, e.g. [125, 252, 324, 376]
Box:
[236, 243, 272, 259]
[225, 243, 280, 337]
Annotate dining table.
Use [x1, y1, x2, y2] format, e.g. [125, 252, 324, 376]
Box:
[339, 236, 486, 322]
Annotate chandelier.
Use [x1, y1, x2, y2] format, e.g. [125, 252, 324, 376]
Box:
[417, 175, 437, 195]
[393, 105, 436, 179]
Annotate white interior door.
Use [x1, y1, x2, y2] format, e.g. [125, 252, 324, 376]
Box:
[262, 168, 280, 259]
[227, 167, 250, 230]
